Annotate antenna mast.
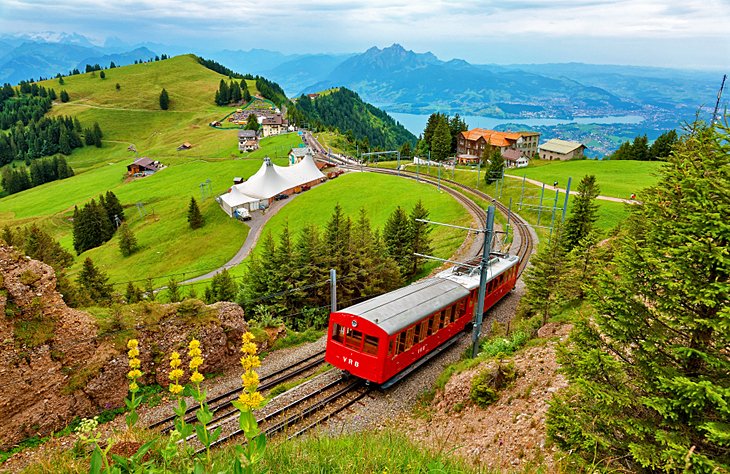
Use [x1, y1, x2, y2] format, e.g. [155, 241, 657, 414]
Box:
[713, 74, 727, 123]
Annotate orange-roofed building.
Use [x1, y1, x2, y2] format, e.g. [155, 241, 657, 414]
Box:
[457, 128, 540, 162]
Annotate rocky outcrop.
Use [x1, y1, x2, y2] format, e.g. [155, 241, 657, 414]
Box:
[0, 245, 248, 449]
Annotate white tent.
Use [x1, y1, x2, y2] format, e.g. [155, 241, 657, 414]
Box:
[218, 156, 326, 217]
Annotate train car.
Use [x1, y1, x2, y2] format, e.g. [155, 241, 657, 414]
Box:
[325, 253, 520, 387]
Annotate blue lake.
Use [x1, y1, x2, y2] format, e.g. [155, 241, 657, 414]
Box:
[388, 112, 645, 136]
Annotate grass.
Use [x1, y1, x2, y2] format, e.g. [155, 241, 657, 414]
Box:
[225, 171, 473, 279]
[509, 158, 665, 199]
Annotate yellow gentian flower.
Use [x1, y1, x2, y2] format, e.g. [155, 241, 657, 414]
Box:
[190, 371, 205, 384]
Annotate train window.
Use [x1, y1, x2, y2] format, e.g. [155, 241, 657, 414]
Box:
[405, 327, 415, 350]
[396, 332, 407, 354]
[449, 305, 457, 323]
[388, 339, 396, 356]
[363, 335, 379, 355]
[344, 329, 363, 350]
[419, 321, 429, 341]
[332, 324, 344, 342]
[438, 310, 447, 329]
[426, 315, 435, 336]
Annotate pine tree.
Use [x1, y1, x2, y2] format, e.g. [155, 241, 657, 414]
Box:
[485, 149, 505, 184]
[562, 174, 600, 251]
[125, 282, 142, 303]
[324, 204, 352, 289]
[159, 88, 169, 110]
[100, 70, 106, 80]
[547, 122, 730, 472]
[207, 269, 237, 303]
[187, 197, 204, 229]
[167, 277, 181, 303]
[103, 190, 124, 225]
[430, 116, 452, 162]
[118, 222, 138, 257]
[60, 90, 69, 102]
[144, 278, 155, 301]
[521, 224, 568, 325]
[408, 200, 433, 277]
[76, 257, 113, 304]
[400, 141, 412, 158]
[383, 206, 412, 277]
[648, 129, 678, 160]
[245, 113, 260, 131]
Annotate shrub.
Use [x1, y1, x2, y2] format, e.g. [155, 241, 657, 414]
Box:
[470, 361, 517, 408]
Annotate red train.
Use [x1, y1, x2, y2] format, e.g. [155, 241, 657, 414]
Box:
[325, 253, 520, 387]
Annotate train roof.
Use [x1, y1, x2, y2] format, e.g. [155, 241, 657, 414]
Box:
[436, 254, 520, 291]
[338, 278, 470, 335]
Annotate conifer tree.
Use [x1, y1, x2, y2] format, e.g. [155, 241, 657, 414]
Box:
[383, 206, 412, 277]
[21, 224, 73, 270]
[159, 88, 169, 110]
[399, 141, 412, 158]
[187, 197, 204, 229]
[76, 257, 113, 304]
[562, 174, 600, 252]
[485, 149, 504, 184]
[103, 190, 124, 225]
[408, 200, 433, 277]
[144, 278, 155, 301]
[521, 225, 568, 325]
[118, 222, 138, 257]
[324, 203, 352, 285]
[125, 282, 142, 303]
[60, 90, 69, 102]
[547, 122, 730, 472]
[100, 71, 106, 80]
[207, 269, 237, 303]
[167, 277, 181, 303]
[430, 117, 452, 162]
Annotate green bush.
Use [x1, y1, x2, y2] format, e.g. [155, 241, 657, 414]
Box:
[480, 330, 529, 357]
[19, 269, 40, 286]
[470, 361, 517, 408]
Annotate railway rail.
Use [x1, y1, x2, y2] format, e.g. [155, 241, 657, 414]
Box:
[148, 349, 327, 432]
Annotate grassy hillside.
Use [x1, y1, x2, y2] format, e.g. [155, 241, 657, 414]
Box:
[510, 159, 665, 199]
[0, 55, 467, 286]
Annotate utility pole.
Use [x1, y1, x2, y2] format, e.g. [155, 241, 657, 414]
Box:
[471, 205, 495, 358]
[713, 74, 727, 123]
[330, 269, 337, 312]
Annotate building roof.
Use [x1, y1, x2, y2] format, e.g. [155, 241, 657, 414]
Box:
[539, 139, 585, 155]
[238, 130, 258, 139]
[338, 278, 470, 335]
[502, 148, 522, 162]
[461, 128, 523, 147]
[129, 157, 157, 169]
[262, 115, 283, 125]
[289, 146, 311, 158]
[227, 155, 325, 202]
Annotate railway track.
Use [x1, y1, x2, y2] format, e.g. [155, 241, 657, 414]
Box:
[148, 349, 327, 432]
[194, 374, 369, 454]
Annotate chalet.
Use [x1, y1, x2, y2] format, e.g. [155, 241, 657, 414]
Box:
[238, 130, 260, 152]
[261, 114, 287, 137]
[127, 157, 160, 175]
[501, 148, 530, 168]
[457, 128, 540, 161]
[538, 139, 586, 161]
[177, 142, 192, 151]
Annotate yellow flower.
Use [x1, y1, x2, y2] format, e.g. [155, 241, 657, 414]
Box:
[240, 355, 261, 371]
[240, 342, 257, 356]
[238, 391, 264, 410]
[242, 332, 255, 344]
[129, 381, 139, 392]
[168, 369, 184, 381]
[129, 358, 141, 369]
[190, 371, 205, 384]
[169, 383, 183, 395]
[188, 347, 202, 358]
[189, 356, 203, 370]
[127, 339, 139, 349]
[128, 348, 140, 358]
[170, 358, 181, 369]
[127, 369, 142, 379]
[188, 339, 200, 350]
[241, 370, 259, 390]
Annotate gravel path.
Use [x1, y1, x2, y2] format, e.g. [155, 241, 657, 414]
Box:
[504, 173, 639, 204]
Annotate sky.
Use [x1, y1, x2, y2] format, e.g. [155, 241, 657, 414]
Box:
[1, 0, 729, 69]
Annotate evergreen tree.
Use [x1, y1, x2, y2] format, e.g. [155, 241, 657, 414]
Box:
[118, 222, 138, 257]
[649, 129, 678, 160]
[562, 174, 600, 251]
[430, 116, 452, 162]
[324, 203, 352, 291]
[242, 88, 252, 103]
[76, 257, 113, 304]
[167, 277, 181, 303]
[21, 224, 73, 270]
[1, 225, 13, 245]
[448, 114, 468, 153]
[60, 90, 69, 102]
[632, 134, 649, 161]
[245, 113, 260, 131]
[547, 122, 730, 472]
[383, 206, 412, 277]
[100, 71, 106, 80]
[422, 112, 445, 148]
[399, 141, 412, 158]
[408, 200, 433, 277]
[187, 197, 204, 229]
[144, 278, 156, 301]
[207, 269, 237, 303]
[159, 88, 169, 110]
[485, 149, 504, 184]
[521, 225, 568, 325]
[125, 282, 142, 303]
[103, 190, 124, 225]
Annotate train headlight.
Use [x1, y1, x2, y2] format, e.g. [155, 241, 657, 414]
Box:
[351, 320, 358, 328]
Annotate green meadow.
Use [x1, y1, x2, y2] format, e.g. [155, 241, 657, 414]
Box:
[1, 56, 469, 287]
